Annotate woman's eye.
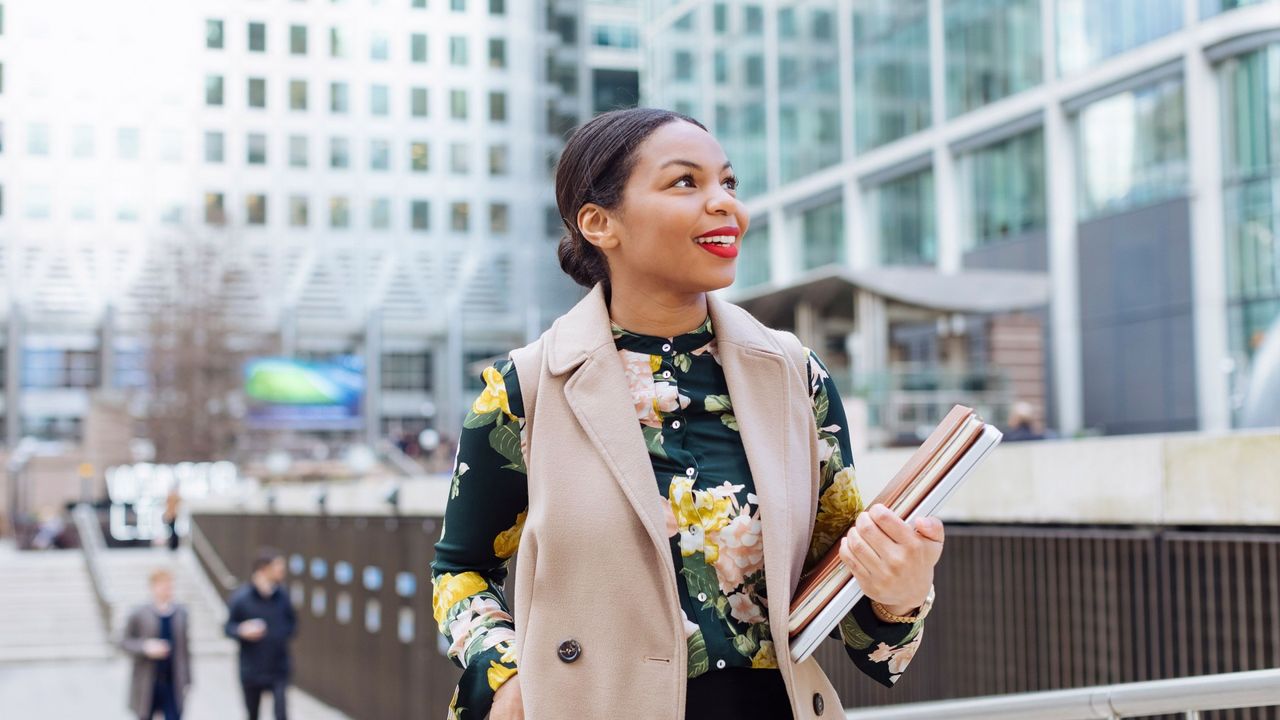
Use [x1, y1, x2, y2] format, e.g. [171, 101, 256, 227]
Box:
[723, 176, 739, 191]
[673, 175, 695, 188]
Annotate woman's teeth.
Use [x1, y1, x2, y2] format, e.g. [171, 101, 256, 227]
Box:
[694, 236, 736, 246]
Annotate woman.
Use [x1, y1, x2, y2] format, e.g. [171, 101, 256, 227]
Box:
[431, 108, 944, 720]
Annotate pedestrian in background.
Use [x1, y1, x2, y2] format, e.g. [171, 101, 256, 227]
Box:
[121, 568, 192, 720]
[225, 547, 296, 720]
[162, 488, 182, 551]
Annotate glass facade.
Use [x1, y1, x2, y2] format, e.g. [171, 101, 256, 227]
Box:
[873, 168, 936, 266]
[736, 221, 771, 288]
[1076, 76, 1188, 219]
[1200, 0, 1270, 16]
[1057, 0, 1182, 76]
[945, 0, 1041, 117]
[800, 197, 845, 270]
[709, 3, 768, 198]
[853, 0, 931, 151]
[778, 0, 841, 184]
[959, 128, 1047, 248]
[1220, 42, 1280, 403]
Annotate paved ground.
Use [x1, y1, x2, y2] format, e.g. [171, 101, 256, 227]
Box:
[0, 656, 351, 720]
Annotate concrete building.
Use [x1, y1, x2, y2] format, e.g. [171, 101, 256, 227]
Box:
[643, 0, 1280, 442]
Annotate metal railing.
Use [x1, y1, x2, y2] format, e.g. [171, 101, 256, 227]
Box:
[71, 503, 115, 635]
[844, 668, 1280, 720]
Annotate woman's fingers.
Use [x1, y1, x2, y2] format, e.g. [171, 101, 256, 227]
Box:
[868, 504, 917, 545]
[914, 516, 945, 544]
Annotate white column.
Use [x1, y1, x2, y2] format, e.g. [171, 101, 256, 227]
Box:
[763, 0, 783, 193]
[928, 0, 962, 274]
[1183, 35, 1232, 431]
[1043, 108, 1084, 434]
[364, 309, 383, 447]
[5, 304, 22, 450]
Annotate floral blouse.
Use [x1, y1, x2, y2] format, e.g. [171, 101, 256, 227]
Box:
[431, 317, 926, 719]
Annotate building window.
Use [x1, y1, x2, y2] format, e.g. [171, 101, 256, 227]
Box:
[371, 32, 389, 61]
[451, 201, 469, 232]
[488, 144, 508, 176]
[488, 38, 507, 68]
[411, 199, 430, 230]
[289, 135, 309, 168]
[248, 77, 267, 108]
[960, 128, 1046, 249]
[451, 0, 466, 11]
[290, 80, 308, 111]
[945, 0, 1041, 117]
[204, 131, 224, 163]
[411, 33, 428, 63]
[450, 36, 468, 66]
[411, 87, 429, 117]
[370, 139, 390, 170]
[330, 82, 349, 113]
[735, 222, 770, 288]
[777, 2, 839, 186]
[206, 75, 224, 106]
[489, 202, 509, 234]
[853, 0, 931, 151]
[798, 196, 845, 270]
[206, 19, 224, 49]
[489, 0, 504, 14]
[205, 192, 226, 225]
[371, 197, 391, 230]
[330, 27, 347, 58]
[1076, 76, 1187, 219]
[370, 84, 390, 116]
[714, 3, 728, 33]
[450, 89, 467, 119]
[413, 0, 427, 9]
[410, 141, 429, 171]
[1057, 0, 1182, 76]
[289, 195, 309, 227]
[488, 91, 507, 122]
[248, 21, 267, 52]
[291, 25, 308, 55]
[744, 5, 764, 34]
[117, 128, 140, 160]
[382, 352, 432, 391]
[27, 124, 50, 156]
[72, 125, 93, 157]
[593, 23, 639, 49]
[22, 350, 99, 390]
[873, 168, 936, 266]
[330, 197, 350, 228]
[329, 137, 350, 169]
[246, 194, 267, 225]
[247, 133, 267, 165]
[450, 142, 469, 174]
[26, 185, 51, 219]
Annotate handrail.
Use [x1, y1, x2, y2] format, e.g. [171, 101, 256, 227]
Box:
[71, 504, 115, 635]
[188, 517, 238, 592]
[844, 668, 1280, 720]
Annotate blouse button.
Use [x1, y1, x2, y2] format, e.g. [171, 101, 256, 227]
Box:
[662, 343, 672, 352]
[716, 659, 726, 670]
[685, 468, 695, 477]
[662, 370, 672, 379]
[671, 420, 682, 430]
[697, 592, 707, 602]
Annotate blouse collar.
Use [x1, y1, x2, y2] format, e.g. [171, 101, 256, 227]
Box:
[610, 315, 714, 355]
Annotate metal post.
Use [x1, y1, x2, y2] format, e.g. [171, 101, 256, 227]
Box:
[5, 303, 21, 451]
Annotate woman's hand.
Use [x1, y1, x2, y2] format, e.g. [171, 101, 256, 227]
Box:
[838, 504, 944, 616]
[491, 674, 524, 720]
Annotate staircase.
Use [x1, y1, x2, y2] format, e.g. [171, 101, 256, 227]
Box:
[0, 540, 113, 662]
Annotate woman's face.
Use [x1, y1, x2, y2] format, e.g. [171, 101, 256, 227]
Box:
[601, 121, 750, 295]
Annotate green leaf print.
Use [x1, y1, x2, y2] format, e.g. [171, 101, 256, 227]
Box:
[642, 425, 668, 459]
[462, 408, 499, 430]
[680, 558, 720, 610]
[488, 423, 525, 473]
[674, 354, 692, 373]
[687, 630, 709, 676]
[720, 414, 740, 432]
[839, 612, 875, 650]
[814, 390, 830, 427]
[732, 632, 759, 659]
[704, 394, 733, 413]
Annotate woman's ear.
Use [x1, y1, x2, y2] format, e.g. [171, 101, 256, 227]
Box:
[577, 204, 620, 250]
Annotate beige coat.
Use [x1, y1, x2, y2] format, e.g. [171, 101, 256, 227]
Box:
[120, 604, 192, 719]
[508, 285, 841, 719]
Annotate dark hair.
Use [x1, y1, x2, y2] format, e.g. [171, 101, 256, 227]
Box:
[554, 107, 707, 289]
[252, 547, 283, 575]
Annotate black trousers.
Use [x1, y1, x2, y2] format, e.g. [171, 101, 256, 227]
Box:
[685, 668, 794, 719]
[241, 678, 288, 720]
[145, 679, 180, 720]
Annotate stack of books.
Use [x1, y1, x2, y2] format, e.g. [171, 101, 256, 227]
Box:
[787, 405, 1002, 663]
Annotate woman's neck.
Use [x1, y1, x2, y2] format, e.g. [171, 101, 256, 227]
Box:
[606, 278, 708, 338]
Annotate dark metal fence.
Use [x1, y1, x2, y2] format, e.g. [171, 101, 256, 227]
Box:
[192, 515, 1280, 720]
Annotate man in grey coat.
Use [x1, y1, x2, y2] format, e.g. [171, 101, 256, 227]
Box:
[121, 568, 192, 720]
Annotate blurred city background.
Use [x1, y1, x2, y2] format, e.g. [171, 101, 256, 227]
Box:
[1, 0, 1278, 718]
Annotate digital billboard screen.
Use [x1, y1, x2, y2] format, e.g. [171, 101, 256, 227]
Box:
[244, 356, 365, 429]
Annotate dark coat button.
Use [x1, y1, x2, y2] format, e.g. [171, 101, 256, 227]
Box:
[812, 692, 825, 716]
[557, 639, 582, 663]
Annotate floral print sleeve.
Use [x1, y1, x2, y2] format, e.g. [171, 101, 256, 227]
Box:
[803, 350, 925, 688]
[432, 360, 527, 719]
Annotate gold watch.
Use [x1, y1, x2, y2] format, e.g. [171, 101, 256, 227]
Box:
[871, 585, 935, 624]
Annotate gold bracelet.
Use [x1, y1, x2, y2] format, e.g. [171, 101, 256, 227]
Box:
[870, 599, 919, 624]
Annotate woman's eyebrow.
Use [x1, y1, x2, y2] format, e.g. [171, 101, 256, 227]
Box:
[659, 159, 734, 172]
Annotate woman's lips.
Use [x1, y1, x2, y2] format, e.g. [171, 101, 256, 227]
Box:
[698, 242, 739, 259]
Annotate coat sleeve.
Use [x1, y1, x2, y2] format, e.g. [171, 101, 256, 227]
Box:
[120, 608, 148, 656]
[224, 591, 245, 640]
[801, 350, 927, 688]
[431, 359, 528, 720]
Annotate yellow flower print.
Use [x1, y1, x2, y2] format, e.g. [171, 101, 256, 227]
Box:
[751, 640, 778, 668]
[472, 366, 516, 421]
[649, 354, 662, 374]
[669, 476, 735, 563]
[487, 660, 518, 691]
[494, 639, 519, 665]
[493, 510, 527, 559]
[447, 687, 462, 720]
[432, 571, 488, 627]
[821, 467, 863, 520]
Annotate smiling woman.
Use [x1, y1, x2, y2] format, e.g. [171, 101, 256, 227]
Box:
[430, 108, 943, 720]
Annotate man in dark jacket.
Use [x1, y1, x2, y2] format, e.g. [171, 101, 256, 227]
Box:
[122, 568, 192, 720]
[225, 548, 296, 720]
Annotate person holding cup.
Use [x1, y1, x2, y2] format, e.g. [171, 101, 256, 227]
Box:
[122, 568, 192, 720]
[225, 548, 297, 720]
